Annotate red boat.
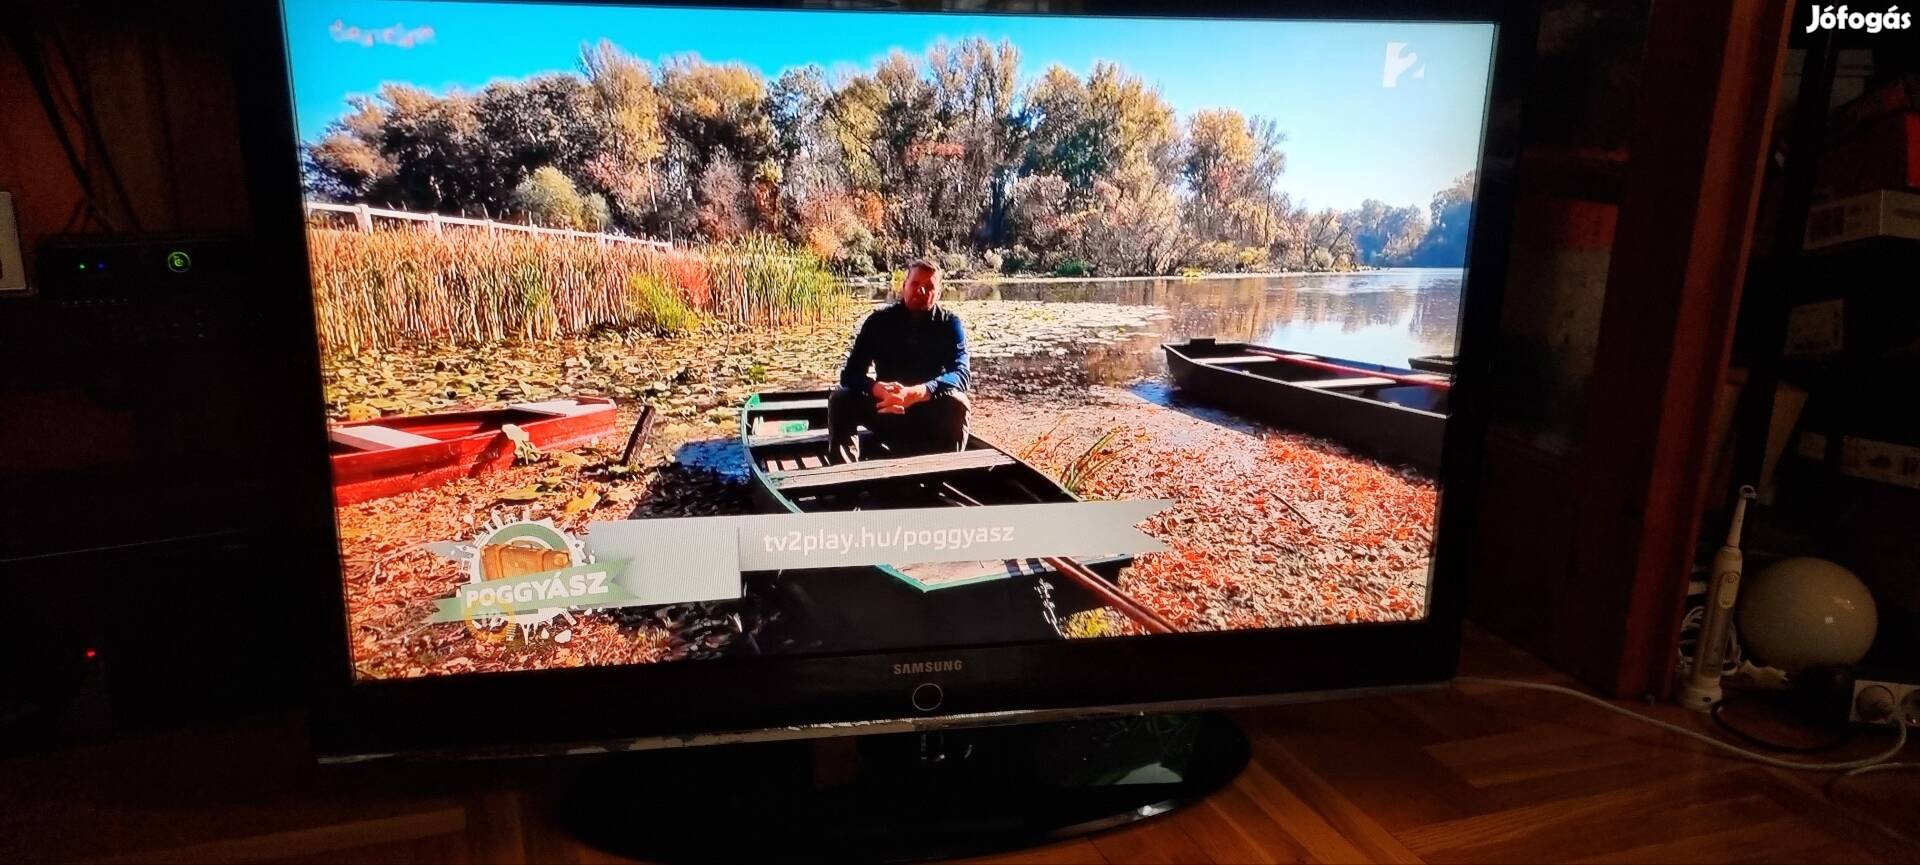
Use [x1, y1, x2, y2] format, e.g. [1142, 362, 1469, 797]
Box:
[329, 398, 618, 505]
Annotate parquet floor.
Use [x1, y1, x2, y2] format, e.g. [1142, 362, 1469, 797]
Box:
[6, 625, 1915, 864]
[946, 628, 1918, 864]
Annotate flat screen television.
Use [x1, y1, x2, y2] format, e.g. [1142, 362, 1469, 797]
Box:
[239, 0, 1522, 852]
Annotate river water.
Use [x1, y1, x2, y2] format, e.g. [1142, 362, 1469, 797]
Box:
[946, 268, 1464, 386]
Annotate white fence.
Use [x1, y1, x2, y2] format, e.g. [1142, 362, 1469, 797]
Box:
[304, 200, 672, 250]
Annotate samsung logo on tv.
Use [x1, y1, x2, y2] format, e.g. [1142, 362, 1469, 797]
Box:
[893, 660, 963, 675]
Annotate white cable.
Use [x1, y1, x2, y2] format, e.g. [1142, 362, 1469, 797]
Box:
[1842, 761, 1920, 779]
[1455, 676, 1910, 772]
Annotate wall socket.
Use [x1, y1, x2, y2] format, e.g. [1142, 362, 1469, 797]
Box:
[0, 191, 27, 293]
[1851, 679, 1920, 727]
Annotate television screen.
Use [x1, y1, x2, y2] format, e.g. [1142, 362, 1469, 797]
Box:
[284, 0, 1495, 681]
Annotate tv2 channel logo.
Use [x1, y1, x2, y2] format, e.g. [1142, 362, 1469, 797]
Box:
[1805, 4, 1913, 32]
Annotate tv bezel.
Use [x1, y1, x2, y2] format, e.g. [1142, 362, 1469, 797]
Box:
[234, 0, 1530, 758]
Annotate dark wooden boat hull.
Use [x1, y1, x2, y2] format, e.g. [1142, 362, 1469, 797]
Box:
[1408, 355, 1457, 375]
[739, 389, 1126, 649]
[1163, 341, 1447, 471]
[329, 398, 617, 505]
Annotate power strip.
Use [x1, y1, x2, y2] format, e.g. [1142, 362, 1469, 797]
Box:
[1851, 679, 1920, 727]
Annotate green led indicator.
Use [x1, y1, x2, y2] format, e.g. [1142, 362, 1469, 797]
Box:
[78, 262, 87, 270]
[166, 251, 191, 273]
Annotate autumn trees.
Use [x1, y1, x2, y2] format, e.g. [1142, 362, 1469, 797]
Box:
[305, 39, 1473, 276]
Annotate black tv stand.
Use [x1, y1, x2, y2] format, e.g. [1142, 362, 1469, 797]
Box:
[551, 712, 1250, 864]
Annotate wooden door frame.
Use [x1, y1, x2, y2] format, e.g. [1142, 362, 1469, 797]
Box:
[1568, 0, 1794, 697]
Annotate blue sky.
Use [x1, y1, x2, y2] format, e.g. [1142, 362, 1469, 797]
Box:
[283, 1, 1494, 211]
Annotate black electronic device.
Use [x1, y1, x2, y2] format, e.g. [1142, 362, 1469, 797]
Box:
[42, 0, 1534, 858]
[1, 233, 321, 740]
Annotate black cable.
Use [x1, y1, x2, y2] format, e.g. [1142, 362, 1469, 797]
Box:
[62, 197, 89, 234]
[143, 29, 183, 226]
[1710, 693, 1857, 754]
[4, 25, 115, 232]
[45, 34, 89, 139]
[1458, 677, 1907, 771]
[51, 27, 141, 231]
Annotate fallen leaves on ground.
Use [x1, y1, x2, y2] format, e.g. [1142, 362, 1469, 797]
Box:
[332, 302, 1432, 679]
[973, 388, 1435, 632]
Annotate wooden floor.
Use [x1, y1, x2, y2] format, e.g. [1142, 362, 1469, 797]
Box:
[959, 628, 1919, 865]
[4, 625, 1915, 864]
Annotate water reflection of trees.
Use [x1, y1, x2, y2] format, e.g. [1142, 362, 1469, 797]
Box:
[1409, 285, 1463, 351]
[953, 270, 1464, 370]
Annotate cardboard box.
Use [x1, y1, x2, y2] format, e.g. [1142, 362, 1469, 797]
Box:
[1805, 189, 1920, 250]
[1782, 232, 1920, 362]
[1828, 74, 1920, 142]
[1841, 436, 1920, 492]
[1816, 112, 1920, 199]
[1784, 299, 1845, 357]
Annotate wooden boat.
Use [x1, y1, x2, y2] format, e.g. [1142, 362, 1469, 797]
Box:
[739, 389, 1169, 646]
[1163, 340, 1449, 471]
[330, 398, 617, 505]
[1408, 354, 1457, 375]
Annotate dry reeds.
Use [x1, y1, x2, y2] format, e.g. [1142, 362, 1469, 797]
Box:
[305, 228, 849, 355]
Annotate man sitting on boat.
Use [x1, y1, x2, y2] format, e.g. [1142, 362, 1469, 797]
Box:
[827, 259, 970, 465]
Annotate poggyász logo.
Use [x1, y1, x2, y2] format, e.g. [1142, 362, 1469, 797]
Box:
[1806, 5, 1912, 32]
[424, 516, 629, 644]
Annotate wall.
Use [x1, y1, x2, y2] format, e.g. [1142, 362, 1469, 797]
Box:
[1, 6, 265, 554]
[0, 10, 253, 271]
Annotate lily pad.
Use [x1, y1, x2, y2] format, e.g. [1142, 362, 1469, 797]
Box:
[497, 484, 543, 503]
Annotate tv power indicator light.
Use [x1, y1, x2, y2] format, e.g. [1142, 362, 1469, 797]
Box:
[166, 251, 192, 273]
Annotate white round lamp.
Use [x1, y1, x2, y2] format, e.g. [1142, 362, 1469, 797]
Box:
[1736, 557, 1878, 674]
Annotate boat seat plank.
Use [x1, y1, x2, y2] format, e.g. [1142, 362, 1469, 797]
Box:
[1194, 354, 1280, 365]
[331, 425, 442, 451]
[898, 559, 1032, 588]
[768, 449, 1014, 491]
[1406, 373, 1451, 384]
[748, 398, 830, 412]
[749, 429, 829, 448]
[897, 554, 1135, 590]
[747, 425, 873, 449]
[510, 399, 612, 417]
[1298, 376, 1397, 389]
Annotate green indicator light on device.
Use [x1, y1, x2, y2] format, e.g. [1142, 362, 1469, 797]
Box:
[166, 251, 191, 273]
